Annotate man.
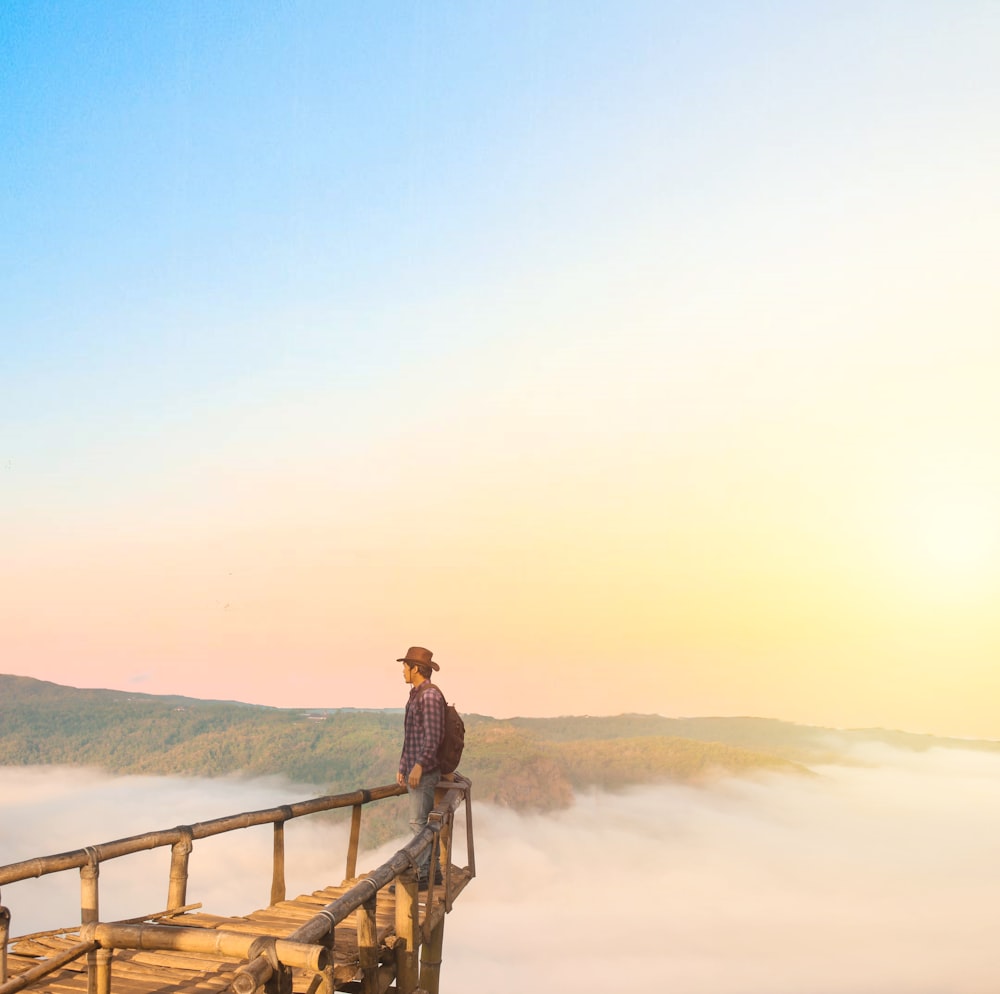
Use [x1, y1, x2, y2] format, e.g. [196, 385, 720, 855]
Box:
[396, 646, 446, 885]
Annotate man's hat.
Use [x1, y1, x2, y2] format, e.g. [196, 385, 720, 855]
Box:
[397, 646, 440, 671]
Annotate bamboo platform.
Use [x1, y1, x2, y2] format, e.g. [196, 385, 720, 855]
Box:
[0, 779, 475, 994]
[4, 867, 472, 993]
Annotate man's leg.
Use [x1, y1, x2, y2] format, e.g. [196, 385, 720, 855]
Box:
[408, 769, 442, 880]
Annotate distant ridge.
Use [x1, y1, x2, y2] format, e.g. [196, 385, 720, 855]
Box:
[3, 673, 996, 839]
[505, 712, 1000, 762]
[0, 672, 264, 710]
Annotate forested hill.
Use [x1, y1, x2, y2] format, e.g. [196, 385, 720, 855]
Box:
[0, 674, 801, 809]
[4, 674, 996, 818]
[504, 713, 1000, 763]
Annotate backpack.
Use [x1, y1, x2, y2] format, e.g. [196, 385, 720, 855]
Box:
[437, 699, 466, 775]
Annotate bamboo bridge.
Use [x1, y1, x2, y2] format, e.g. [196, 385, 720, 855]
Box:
[0, 776, 475, 994]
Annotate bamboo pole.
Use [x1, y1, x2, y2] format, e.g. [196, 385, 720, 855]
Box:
[0, 779, 471, 994]
[166, 828, 193, 911]
[315, 962, 336, 994]
[345, 804, 363, 881]
[0, 903, 9, 984]
[418, 913, 445, 994]
[315, 927, 336, 994]
[424, 812, 443, 906]
[420, 900, 447, 948]
[0, 785, 405, 888]
[462, 779, 476, 879]
[356, 897, 379, 994]
[80, 851, 99, 994]
[433, 801, 455, 912]
[82, 923, 329, 972]
[0, 940, 97, 994]
[6, 902, 201, 947]
[266, 963, 292, 994]
[393, 872, 420, 994]
[80, 853, 99, 925]
[288, 781, 469, 948]
[94, 947, 112, 994]
[372, 962, 398, 992]
[229, 921, 339, 994]
[434, 786, 451, 875]
[430, 777, 475, 881]
[231, 954, 273, 994]
[271, 813, 288, 905]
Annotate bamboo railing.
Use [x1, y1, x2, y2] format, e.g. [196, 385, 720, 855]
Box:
[0, 775, 475, 994]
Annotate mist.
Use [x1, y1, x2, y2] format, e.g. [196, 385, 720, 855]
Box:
[0, 768, 347, 936]
[443, 746, 1000, 993]
[3, 748, 1000, 992]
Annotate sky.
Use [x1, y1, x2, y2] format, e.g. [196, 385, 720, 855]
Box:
[3, 749, 1000, 992]
[2, 2, 1000, 737]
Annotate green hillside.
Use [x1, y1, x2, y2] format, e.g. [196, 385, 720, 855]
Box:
[506, 712, 1000, 763]
[0, 675, 811, 837]
[0, 673, 400, 788]
[8, 673, 993, 843]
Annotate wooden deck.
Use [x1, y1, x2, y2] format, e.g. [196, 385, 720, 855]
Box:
[5, 867, 472, 993]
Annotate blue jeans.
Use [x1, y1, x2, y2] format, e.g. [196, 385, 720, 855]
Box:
[408, 768, 442, 878]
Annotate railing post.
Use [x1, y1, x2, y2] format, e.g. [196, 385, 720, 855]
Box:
[345, 803, 363, 881]
[425, 812, 443, 904]
[357, 895, 379, 994]
[463, 780, 476, 878]
[167, 827, 193, 911]
[317, 926, 337, 994]
[80, 849, 100, 994]
[393, 871, 420, 994]
[434, 784, 452, 873]
[0, 900, 10, 984]
[440, 808, 456, 912]
[95, 946, 112, 994]
[271, 808, 292, 905]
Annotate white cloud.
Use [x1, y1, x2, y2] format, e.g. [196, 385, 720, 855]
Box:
[3, 750, 1000, 992]
[446, 749, 1000, 994]
[0, 769, 348, 936]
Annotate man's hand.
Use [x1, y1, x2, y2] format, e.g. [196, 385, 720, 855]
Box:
[407, 763, 423, 788]
[396, 771, 406, 787]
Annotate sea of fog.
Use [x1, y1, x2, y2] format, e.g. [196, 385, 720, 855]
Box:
[2, 745, 1000, 993]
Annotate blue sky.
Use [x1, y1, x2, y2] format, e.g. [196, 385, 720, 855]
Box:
[3, 2, 1000, 734]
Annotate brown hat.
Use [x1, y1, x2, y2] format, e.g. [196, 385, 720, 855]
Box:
[397, 646, 440, 671]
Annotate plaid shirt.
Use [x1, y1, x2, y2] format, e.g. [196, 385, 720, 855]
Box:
[398, 680, 446, 778]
